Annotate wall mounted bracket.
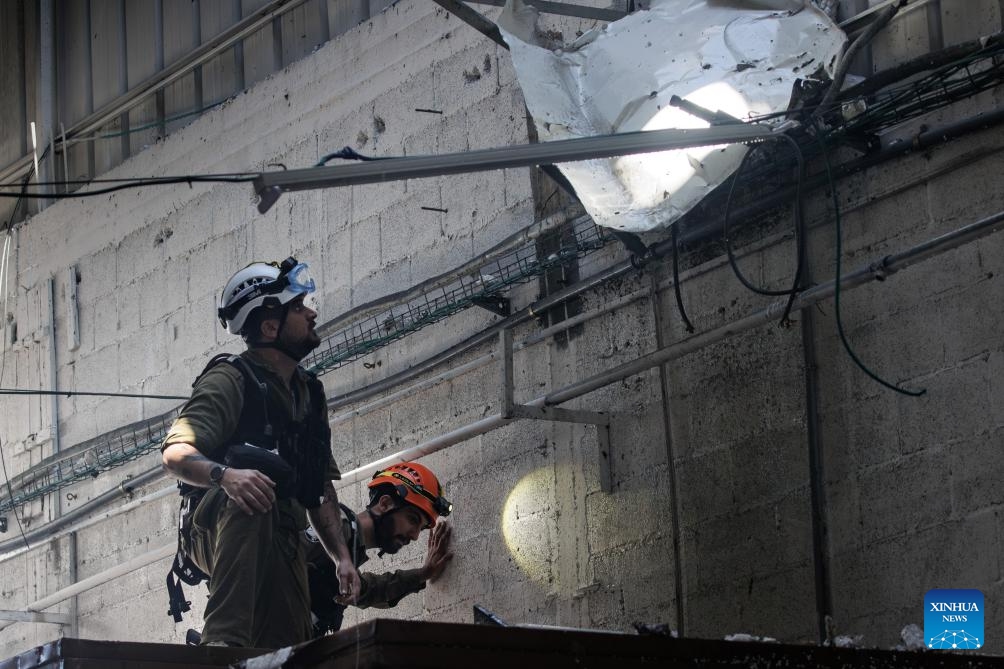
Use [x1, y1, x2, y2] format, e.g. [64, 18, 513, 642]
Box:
[472, 294, 511, 317]
[499, 328, 613, 491]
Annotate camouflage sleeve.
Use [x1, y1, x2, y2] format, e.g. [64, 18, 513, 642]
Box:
[356, 568, 427, 609]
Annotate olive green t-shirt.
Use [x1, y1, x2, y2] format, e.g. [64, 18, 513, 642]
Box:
[162, 349, 340, 484]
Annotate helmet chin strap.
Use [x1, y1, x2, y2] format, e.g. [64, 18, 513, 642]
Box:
[249, 304, 307, 361]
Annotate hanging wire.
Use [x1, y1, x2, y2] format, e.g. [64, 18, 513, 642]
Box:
[0, 388, 188, 400]
[810, 118, 925, 397]
[722, 133, 808, 325]
[670, 224, 695, 333]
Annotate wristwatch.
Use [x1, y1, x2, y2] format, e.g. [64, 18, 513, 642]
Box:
[209, 464, 229, 487]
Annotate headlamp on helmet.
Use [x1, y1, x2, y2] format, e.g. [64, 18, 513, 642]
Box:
[368, 463, 451, 528]
[217, 257, 316, 334]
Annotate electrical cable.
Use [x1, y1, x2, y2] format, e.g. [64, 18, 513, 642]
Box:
[670, 224, 695, 333]
[0, 174, 257, 200]
[810, 118, 925, 397]
[0, 171, 259, 188]
[814, 1, 903, 122]
[315, 146, 386, 167]
[91, 98, 231, 140]
[0, 189, 30, 550]
[722, 133, 807, 325]
[0, 388, 188, 400]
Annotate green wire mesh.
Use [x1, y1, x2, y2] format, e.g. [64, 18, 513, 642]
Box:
[1, 409, 180, 514]
[837, 39, 1004, 137]
[302, 216, 611, 374]
[4, 42, 1004, 516]
[0, 217, 611, 515]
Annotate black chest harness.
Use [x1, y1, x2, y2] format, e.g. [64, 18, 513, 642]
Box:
[166, 353, 331, 622]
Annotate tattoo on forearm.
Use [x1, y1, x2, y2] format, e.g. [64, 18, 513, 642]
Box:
[178, 452, 212, 481]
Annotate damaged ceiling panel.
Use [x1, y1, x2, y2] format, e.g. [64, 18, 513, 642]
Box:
[498, 0, 847, 232]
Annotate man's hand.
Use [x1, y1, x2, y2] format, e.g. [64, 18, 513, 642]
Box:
[420, 521, 453, 583]
[221, 468, 276, 515]
[335, 559, 361, 604]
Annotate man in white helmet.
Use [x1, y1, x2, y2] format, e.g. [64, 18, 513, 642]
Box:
[161, 257, 360, 649]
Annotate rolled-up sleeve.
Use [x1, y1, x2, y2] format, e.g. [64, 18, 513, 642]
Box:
[162, 365, 244, 457]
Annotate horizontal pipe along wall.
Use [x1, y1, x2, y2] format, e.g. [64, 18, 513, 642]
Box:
[2, 0, 1004, 657]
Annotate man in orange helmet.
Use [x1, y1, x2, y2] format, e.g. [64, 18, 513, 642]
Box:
[306, 461, 454, 636]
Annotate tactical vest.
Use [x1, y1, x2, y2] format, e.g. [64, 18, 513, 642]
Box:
[166, 353, 331, 622]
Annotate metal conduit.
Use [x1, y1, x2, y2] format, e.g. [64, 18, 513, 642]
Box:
[336, 205, 1004, 482]
[4, 106, 1003, 560]
[330, 286, 648, 426]
[329, 226, 796, 426]
[0, 233, 783, 566]
[330, 106, 1004, 411]
[0, 467, 169, 560]
[6, 206, 1003, 624]
[6, 105, 999, 542]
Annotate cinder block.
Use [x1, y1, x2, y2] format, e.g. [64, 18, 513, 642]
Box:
[133, 265, 186, 329]
[347, 213, 383, 299]
[831, 512, 999, 648]
[870, 8, 933, 73]
[118, 319, 169, 389]
[431, 45, 502, 119]
[856, 446, 953, 544]
[941, 0, 1000, 47]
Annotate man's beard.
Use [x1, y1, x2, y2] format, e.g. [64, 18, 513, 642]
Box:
[373, 509, 404, 556]
[278, 328, 321, 362]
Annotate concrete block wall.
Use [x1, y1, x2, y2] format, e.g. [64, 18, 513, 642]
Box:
[2, 0, 1004, 659]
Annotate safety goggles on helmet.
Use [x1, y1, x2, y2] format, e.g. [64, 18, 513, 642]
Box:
[217, 257, 315, 331]
[372, 469, 452, 527]
[275, 257, 316, 294]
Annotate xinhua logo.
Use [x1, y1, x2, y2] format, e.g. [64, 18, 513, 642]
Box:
[924, 589, 984, 650]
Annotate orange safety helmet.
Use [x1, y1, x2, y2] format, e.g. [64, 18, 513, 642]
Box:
[368, 462, 451, 527]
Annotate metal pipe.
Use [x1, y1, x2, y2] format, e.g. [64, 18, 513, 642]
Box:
[467, 0, 625, 22]
[253, 125, 775, 213]
[431, 0, 507, 49]
[342, 206, 1004, 482]
[46, 275, 75, 632]
[9, 207, 1002, 628]
[649, 273, 687, 637]
[0, 466, 167, 559]
[0, 483, 174, 563]
[0, 543, 176, 629]
[332, 108, 1004, 412]
[36, 0, 55, 212]
[796, 236, 831, 644]
[330, 285, 649, 426]
[46, 278, 60, 464]
[545, 208, 1004, 406]
[925, 0, 943, 52]
[0, 609, 72, 625]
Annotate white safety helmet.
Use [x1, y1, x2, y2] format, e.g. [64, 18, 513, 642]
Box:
[217, 257, 316, 335]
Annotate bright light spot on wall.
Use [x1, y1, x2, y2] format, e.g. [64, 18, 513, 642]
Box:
[501, 467, 555, 586]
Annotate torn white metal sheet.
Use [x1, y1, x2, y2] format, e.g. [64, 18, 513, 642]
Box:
[498, 0, 847, 232]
